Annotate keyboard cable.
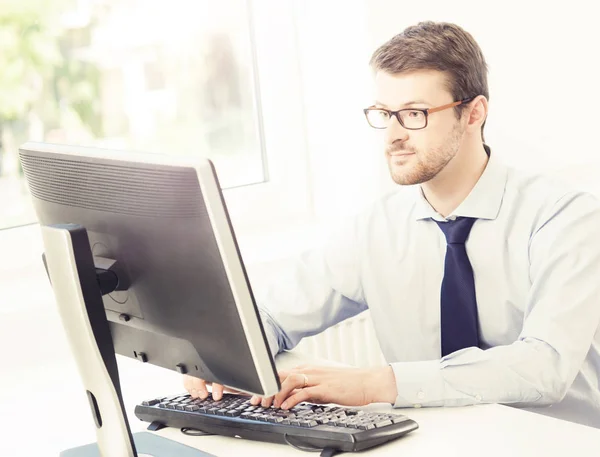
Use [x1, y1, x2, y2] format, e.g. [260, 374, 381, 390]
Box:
[178, 428, 340, 456]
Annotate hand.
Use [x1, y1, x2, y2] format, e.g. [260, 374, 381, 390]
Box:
[250, 364, 398, 410]
[182, 375, 244, 401]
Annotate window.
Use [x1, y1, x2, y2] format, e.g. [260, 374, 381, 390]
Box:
[0, 0, 312, 233]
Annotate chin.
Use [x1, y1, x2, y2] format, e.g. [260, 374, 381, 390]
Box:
[389, 165, 436, 186]
[390, 172, 420, 186]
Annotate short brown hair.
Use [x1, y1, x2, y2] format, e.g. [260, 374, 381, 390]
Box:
[370, 22, 488, 138]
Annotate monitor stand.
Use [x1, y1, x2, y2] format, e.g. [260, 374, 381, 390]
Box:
[41, 224, 213, 457]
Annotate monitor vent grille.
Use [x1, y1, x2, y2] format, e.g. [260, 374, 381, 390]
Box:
[19, 153, 205, 218]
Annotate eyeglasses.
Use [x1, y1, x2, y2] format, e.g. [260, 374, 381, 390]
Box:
[363, 97, 475, 130]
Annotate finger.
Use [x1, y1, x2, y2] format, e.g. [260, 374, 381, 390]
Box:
[274, 373, 306, 409]
[281, 387, 316, 410]
[276, 370, 292, 381]
[183, 374, 193, 393]
[261, 395, 275, 408]
[251, 371, 290, 406]
[184, 375, 209, 399]
[212, 383, 224, 401]
[191, 377, 210, 399]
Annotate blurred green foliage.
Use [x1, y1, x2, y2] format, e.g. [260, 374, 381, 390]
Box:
[0, 0, 102, 161]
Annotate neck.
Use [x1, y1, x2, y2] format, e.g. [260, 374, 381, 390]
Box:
[421, 141, 489, 218]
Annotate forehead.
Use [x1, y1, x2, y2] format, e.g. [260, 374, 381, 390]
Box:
[373, 70, 452, 106]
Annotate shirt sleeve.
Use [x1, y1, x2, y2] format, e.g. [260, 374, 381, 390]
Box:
[390, 191, 600, 408]
[256, 218, 368, 357]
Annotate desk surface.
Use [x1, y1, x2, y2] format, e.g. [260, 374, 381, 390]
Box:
[148, 351, 600, 457]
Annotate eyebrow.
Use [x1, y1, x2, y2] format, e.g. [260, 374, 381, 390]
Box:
[374, 99, 430, 108]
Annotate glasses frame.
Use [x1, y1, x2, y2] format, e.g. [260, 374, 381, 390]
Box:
[363, 97, 476, 130]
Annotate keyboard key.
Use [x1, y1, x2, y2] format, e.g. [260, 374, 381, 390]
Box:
[142, 399, 160, 406]
[358, 423, 375, 430]
[225, 410, 241, 417]
[305, 420, 319, 428]
[184, 405, 200, 412]
[375, 420, 393, 428]
[296, 410, 313, 417]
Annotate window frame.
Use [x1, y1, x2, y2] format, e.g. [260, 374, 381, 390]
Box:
[220, 0, 314, 236]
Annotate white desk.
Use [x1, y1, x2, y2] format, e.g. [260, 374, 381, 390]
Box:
[144, 351, 600, 457]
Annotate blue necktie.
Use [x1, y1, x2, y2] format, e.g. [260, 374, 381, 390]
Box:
[435, 217, 480, 357]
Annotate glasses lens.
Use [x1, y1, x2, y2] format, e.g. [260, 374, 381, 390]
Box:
[399, 110, 426, 129]
[365, 109, 390, 128]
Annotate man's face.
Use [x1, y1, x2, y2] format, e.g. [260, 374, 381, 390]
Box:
[373, 70, 466, 185]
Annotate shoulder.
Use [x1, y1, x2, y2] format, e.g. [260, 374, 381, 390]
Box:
[320, 186, 415, 249]
[504, 165, 600, 238]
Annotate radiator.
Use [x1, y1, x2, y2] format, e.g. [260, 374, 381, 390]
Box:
[294, 310, 387, 367]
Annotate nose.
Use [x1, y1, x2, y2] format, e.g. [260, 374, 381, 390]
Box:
[384, 114, 409, 146]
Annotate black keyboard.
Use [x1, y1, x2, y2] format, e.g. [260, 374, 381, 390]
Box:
[135, 393, 418, 452]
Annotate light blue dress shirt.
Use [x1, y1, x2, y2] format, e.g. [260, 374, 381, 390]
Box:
[258, 148, 600, 428]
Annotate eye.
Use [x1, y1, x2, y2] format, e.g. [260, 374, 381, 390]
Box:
[407, 110, 424, 118]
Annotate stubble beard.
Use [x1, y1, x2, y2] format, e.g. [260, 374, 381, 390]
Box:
[388, 122, 465, 186]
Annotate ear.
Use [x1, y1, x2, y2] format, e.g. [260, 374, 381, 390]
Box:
[465, 95, 488, 134]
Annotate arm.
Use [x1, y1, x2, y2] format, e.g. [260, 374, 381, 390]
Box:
[257, 219, 368, 358]
[388, 192, 600, 408]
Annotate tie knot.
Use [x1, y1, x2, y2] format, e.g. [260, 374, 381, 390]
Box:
[435, 217, 477, 244]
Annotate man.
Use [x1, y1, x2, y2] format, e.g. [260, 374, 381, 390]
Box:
[184, 21, 600, 428]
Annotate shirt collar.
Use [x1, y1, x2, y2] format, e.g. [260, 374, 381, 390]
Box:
[413, 144, 508, 221]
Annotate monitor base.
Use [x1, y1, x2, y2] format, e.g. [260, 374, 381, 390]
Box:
[59, 431, 215, 457]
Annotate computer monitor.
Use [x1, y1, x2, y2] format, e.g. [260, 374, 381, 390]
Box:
[18, 142, 281, 457]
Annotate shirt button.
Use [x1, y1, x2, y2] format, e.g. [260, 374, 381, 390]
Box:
[414, 403, 422, 408]
[417, 391, 425, 400]
[475, 394, 482, 402]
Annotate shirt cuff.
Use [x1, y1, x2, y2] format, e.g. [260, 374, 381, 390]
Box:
[390, 360, 445, 408]
[259, 309, 281, 358]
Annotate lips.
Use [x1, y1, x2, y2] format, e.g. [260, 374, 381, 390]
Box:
[389, 152, 415, 157]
